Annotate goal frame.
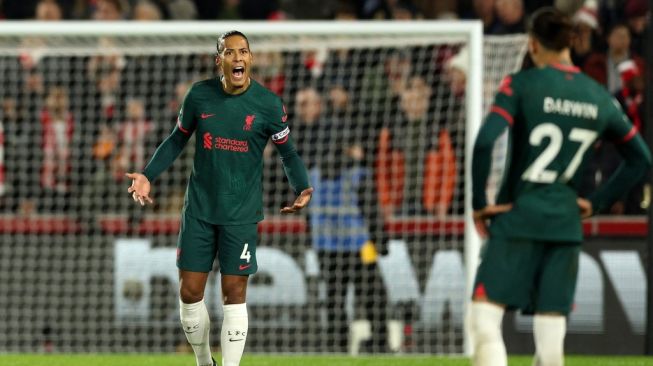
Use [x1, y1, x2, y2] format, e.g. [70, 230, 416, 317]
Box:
[0, 20, 484, 354]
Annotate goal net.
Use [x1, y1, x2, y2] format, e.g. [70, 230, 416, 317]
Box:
[0, 22, 526, 354]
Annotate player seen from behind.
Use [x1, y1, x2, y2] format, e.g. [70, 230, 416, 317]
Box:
[470, 7, 651, 366]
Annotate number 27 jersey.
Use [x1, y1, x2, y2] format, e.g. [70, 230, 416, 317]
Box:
[488, 64, 637, 242]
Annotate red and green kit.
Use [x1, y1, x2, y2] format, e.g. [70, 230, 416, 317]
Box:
[143, 78, 309, 274]
[472, 64, 651, 314]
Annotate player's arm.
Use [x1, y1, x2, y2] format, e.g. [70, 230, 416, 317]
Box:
[127, 87, 197, 205]
[589, 105, 652, 215]
[472, 75, 516, 236]
[268, 99, 313, 213]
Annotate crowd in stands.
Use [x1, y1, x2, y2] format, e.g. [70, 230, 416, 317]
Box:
[0, 0, 649, 222]
[0, 0, 644, 26]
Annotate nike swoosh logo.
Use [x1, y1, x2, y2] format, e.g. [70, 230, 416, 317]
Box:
[201, 113, 215, 119]
[229, 338, 244, 342]
[239, 264, 251, 270]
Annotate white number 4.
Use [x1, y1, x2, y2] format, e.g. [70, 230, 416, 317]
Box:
[240, 243, 251, 263]
[522, 123, 597, 184]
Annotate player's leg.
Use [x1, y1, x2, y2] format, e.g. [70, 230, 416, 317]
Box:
[177, 214, 219, 366]
[217, 224, 258, 366]
[179, 271, 213, 366]
[220, 275, 249, 366]
[532, 242, 581, 366]
[532, 312, 566, 366]
[470, 299, 506, 366]
[471, 236, 541, 366]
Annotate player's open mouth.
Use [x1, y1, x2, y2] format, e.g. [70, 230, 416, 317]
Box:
[232, 66, 245, 80]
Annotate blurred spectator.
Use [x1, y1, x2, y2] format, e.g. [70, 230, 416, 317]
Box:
[283, 0, 334, 19]
[293, 86, 323, 164]
[390, 0, 421, 19]
[624, 0, 649, 56]
[40, 86, 74, 194]
[375, 74, 454, 216]
[92, 0, 127, 20]
[217, 0, 240, 19]
[488, 0, 525, 34]
[583, 23, 643, 94]
[35, 0, 62, 20]
[615, 60, 643, 133]
[304, 84, 389, 353]
[470, 0, 496, 32]
[2, 0, 40, 19]
[333, 1, 357, 20]
[445, 47, 467, 97]
[251, 52, 286, 96]
[167, 0, 197, 19]
[242, 0, 284, 19]
[553, 0, 584, 15]
[113, 98, 154, 178]
[358, 0, 392, 19]
[571, 1, 600, 67]
[87, 38, 126, 121]
[132, 0, 162, 20]
[413, 0, 457, 19]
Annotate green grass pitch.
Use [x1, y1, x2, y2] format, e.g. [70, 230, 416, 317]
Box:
[0, 354, 651, 366]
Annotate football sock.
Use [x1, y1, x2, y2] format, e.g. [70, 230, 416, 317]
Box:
[533, 314, 565, 366]
[180, 298, 213, 366]
[471, 302, 507, 366]
[221, 303, 248, 366]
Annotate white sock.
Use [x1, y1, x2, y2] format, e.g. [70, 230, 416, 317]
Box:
[471, 302, 507, 366]
[533, 314, 565, 366]
[221, 303, 248, 366]
[180, 299, 213, 366]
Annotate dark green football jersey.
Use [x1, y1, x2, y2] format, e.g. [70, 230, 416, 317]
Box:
[144, 77, 309, 225]
[473, 64, 642, 242]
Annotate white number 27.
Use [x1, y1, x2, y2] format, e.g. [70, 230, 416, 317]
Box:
[240, 243, 251, 263]
[522, 123, 597, 183]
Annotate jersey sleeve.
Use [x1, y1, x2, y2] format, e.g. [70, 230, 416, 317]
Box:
[142, 86, 196, 181]
[267, 97, 310, 194]
[589, 97, 652, 213]
[471, 74, 519, 210]
[175, 86, 198, 136]
[486, 74, 519, 127]
[265, 97, 290, 145]
[603, 97, 638, 144]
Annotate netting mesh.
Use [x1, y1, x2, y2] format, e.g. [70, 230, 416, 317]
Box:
[0, 27, 526, 354]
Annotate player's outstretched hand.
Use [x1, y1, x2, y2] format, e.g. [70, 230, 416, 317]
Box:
[577, 198, 592, 219]
[280, 187, 313, 214]
[125, 172, 154, 206]
[473, 203, 513, 239]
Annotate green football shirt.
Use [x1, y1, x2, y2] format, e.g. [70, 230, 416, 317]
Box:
[473, 64, 651, 242]
[143, 77, 309, 225]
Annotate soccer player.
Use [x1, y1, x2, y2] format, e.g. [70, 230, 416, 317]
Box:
[470, 8, 651, 366]
[126, 31, 313, 366]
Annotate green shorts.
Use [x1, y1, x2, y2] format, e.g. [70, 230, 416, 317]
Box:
[473, 235, 581, 315]
[177, 212, 258, 275]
